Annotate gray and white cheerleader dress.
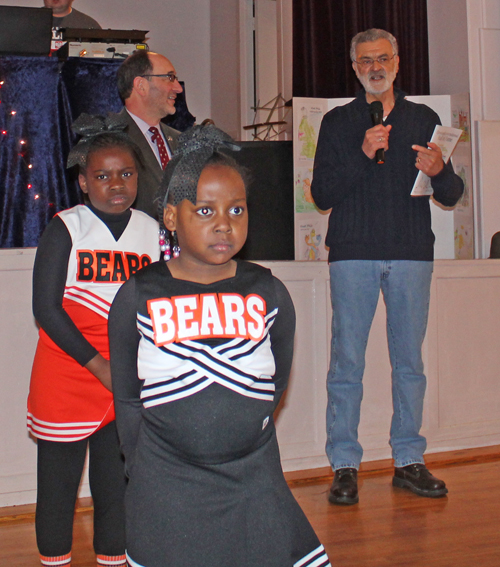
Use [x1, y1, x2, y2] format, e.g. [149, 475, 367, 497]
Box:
[109, 260, 331, 567]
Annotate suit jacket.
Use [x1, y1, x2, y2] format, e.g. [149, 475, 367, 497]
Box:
[119, 108, 180, 219]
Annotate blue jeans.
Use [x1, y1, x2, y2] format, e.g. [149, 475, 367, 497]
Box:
[326, 260, 433, 470]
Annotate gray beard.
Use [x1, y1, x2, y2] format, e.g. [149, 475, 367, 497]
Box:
[357, 69, 397, 95]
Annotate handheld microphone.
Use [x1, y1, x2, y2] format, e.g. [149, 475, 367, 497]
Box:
[369, 101, 385, 164]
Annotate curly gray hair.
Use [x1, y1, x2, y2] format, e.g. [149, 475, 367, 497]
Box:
[350, 29, 398, 62]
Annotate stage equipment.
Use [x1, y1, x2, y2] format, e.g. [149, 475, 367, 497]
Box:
[234, 141, 294, 261]
[0, 6, 52, 56]
[56, 29, 148, 59]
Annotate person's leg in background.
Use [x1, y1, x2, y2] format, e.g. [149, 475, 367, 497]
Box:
[89, 421, 127, 567]
[327, 260, 382, 505]
[36, 438, 88, 566]
[382, 260, 447, 497]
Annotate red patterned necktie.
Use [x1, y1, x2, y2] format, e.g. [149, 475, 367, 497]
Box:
[149, 126, 170, 169]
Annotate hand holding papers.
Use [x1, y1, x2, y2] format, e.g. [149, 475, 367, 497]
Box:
[411, 125, 462, 196]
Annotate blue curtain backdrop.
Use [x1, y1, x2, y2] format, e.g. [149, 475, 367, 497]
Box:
[0, 56, 195, 247]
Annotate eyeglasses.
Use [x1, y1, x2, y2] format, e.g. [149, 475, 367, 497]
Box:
[140, 73, 179, 83]
[353, 55, 396, 69]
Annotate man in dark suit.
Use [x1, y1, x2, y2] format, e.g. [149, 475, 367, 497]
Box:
[116, 51, 183, 218]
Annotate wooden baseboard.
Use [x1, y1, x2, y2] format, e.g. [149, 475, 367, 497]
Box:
[2, 445, 499, 522]
[0, 497, 93, 524]
[284, 444, 500, 486]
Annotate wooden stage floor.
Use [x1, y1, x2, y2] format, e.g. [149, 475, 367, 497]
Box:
[1, 452, 499, 566]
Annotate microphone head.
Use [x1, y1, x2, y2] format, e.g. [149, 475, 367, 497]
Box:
[369, 101, 384, 125]
[369, 100, 383, 116]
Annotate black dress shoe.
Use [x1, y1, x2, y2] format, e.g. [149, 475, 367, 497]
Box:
[329, 468, 359, 505]
[392, 464, 448, 498]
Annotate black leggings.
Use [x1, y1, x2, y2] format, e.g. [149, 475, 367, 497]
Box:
[35, 421, 126, 557]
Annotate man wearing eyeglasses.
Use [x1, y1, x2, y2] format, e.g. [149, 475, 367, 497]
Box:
[311, 29, 463, 505]
[116, 50, 183, 218]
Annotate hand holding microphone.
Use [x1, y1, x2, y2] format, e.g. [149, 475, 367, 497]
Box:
[361, 101, 392, 163]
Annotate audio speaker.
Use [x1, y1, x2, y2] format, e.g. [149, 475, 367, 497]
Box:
[234, 141, 294, 261]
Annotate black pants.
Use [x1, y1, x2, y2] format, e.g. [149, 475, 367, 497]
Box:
[36, 420, 126, 557]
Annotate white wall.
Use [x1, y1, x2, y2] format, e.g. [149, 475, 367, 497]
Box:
[0, 250, 38, 506]
[465, 0, 500, 257]
[255, 0, 279, 123]
[277, 0, 293, 138]
[214, 0, 292, 141]
[0, 0, 211, 124]
[427, 0, 500, 259]
[210, 0, 241, 138]
[427, 0, 470, 95]
[277, 0, 293, 105]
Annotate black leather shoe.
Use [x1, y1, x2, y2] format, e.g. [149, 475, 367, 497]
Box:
[393, 464, 448, 498]
[328, 468, 359, 505]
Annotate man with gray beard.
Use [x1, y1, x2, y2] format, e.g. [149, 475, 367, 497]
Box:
[311, 29, 463, 505]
